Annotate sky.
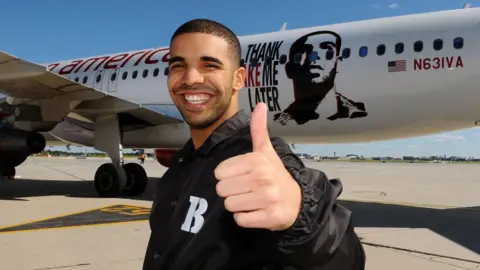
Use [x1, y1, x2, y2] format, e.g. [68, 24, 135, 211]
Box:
[1, 0, 479, 158]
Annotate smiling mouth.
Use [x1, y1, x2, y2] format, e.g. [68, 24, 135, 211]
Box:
[183, 93, 211, 105]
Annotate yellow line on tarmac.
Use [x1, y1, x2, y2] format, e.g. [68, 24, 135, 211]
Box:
[0, 204, 150, 235]
[0, 219, 148, 235]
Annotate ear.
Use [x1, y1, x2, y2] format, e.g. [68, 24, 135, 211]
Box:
[232, 66, 246, 93]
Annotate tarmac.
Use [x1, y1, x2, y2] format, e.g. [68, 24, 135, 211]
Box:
[0, 156, 479, 270]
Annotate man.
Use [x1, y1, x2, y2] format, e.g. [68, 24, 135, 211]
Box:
[139, 152, 146, 164]
[142, 18, 366, 270]
[274, 30, 367, 126]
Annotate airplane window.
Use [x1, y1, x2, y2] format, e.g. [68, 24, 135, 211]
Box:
[164, 67, 169, 76]
[309, 51, 318, 62]
[376, 44, 386, 56]
[96, 74, 101, 83]
[82, 76, 88, 84]
[453, 37, 463, 49]
[122, 71, 128, 80]
[153, 68, 159, 77]
[395, 43, 404, 54]
[325, 50, 334, 60]
[132, 70, 138, 79]
[279, 54, 287, 64]
[433, 39, 443, 51]
[294, 53, 303, 63]
[143, 69, 148, 78]
[413, 41, 423, 52]
[342, 48, 350, 59]
[359, 46, 368, 57]
[74, 77, 79, 83]
[111, 73, 117, 81]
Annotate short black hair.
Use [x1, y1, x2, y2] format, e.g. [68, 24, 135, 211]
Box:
[170, 19, 242, 67]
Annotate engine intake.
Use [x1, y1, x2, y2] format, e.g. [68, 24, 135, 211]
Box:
[0, 127, 46, 168]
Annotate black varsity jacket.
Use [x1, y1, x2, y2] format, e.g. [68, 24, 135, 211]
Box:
[142, 110, 366, 270]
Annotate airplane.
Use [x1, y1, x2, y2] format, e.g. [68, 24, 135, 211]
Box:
[0, 6, 478, 198]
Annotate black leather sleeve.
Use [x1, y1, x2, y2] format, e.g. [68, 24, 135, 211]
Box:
[270, 137, 366, 270]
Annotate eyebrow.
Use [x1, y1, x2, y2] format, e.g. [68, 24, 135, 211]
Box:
[168, 55, 224, 66]
[169, 56, 184, 65]
[201, 56, 224, 66]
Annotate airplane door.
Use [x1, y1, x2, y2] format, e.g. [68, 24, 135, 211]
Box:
[106, 68, 120, 93]
[93, 70, 104, 91]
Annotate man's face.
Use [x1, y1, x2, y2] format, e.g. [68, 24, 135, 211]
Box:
[292, 33, 338, 84]
[167, 33, 244, 129]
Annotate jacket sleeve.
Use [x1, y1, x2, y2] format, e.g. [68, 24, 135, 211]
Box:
[270, 137, 366, 269]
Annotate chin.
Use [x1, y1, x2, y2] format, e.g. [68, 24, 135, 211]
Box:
[186, 119, 216, 129]
[186, 111, 227, 130]
[180, 112, 211, 128]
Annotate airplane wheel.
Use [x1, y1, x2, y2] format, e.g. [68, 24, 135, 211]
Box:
[94, 163, 127, 197]
[122, 163, 148, 197]
[1, 167, 15, 180]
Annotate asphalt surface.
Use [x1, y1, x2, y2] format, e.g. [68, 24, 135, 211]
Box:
[0, 157, 479, 270]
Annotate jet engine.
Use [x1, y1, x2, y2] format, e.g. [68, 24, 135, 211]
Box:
[0, 125, 46, 178]
[154, 149, 179, 168]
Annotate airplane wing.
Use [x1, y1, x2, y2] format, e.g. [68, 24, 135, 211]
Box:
[0, 50, 183, 132]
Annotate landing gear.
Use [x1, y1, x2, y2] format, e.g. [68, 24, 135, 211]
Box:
[93, 162, 148, 198]
[0, 167, 15, 180]
[94, 163, 127, 197]
[92, 114, 148, 198]
[122, 163, 148, 196]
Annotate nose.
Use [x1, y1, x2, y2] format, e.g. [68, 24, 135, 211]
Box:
[182, 68, 204, 86]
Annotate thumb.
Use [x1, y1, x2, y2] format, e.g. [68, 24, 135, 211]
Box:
[251, 102, 273, 153]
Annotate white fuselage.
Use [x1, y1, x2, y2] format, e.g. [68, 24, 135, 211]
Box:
[44, 8, 480, 149]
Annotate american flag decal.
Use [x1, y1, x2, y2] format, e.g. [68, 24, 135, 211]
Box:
[388, 60, 406, 72]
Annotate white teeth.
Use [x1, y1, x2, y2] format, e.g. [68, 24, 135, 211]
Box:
[185, 94, 210, 104]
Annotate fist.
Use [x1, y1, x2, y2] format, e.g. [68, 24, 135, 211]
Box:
[214, 103, 302, 231]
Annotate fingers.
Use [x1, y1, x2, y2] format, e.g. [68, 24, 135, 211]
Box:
[214, 153, 257, 179]
[222, 185, 279, 213]
[223, 192, 260, 213]
[233, 210, 271, 229]
[216, 174, 254, 197]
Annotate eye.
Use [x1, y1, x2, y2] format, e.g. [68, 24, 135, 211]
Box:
[169, 64, 183, 69]
[205, 63, 220, 69]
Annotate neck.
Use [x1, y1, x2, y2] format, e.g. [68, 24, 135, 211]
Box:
[191, 107, 239, 150]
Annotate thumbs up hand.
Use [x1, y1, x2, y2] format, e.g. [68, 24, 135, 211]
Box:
[214, 103, 302, 231]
